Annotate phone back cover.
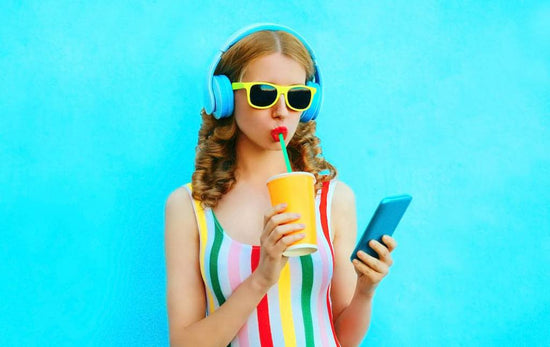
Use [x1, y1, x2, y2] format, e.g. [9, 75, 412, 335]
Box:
[351, 194, 412, 260]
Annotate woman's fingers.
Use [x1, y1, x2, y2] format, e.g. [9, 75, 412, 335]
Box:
[382, 235, 397, 252]
[261, 204, 305, 255]
[354, 237, 396, 274]
[278, 231, 305, 250]
[267, 223, 305, 254]
[352, 256, 376, 277]
[369, 239, 394, 266]
[355, 250, 389, 275]
[263, 203, 287, 225]
[263, 208, 301, 239]
[263, 204, 300, 231]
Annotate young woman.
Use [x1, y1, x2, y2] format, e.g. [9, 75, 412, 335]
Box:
[165, 24, 397, 347]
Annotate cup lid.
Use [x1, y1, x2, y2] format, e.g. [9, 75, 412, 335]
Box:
[266, 171, 316, 184]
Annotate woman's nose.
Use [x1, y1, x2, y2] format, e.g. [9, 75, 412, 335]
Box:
[272, 94, 289, 118]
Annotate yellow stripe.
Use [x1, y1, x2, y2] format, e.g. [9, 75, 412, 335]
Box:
[186, 184, 216, 314]
[278, 262, 296, 347]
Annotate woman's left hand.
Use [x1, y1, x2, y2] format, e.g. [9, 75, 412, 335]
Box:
[351, 235, 397, 297]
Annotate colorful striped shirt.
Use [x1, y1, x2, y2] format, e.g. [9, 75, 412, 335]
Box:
[185, 180, 340, 347]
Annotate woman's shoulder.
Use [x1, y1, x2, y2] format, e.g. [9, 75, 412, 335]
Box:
[330, 179, 356, 218]
[165, 184, 197, 226]
[328, 179, 355, 205]
[166, 184, 192, 206]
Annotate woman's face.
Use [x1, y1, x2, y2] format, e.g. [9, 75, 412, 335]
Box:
[233, 52, 307, 151]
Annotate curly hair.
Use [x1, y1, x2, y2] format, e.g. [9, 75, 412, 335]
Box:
[192, 30, 337, 208]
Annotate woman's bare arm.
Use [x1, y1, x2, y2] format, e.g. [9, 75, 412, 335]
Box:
[329, 182, 396, 346]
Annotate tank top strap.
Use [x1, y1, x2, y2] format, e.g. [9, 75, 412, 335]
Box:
[319, 179, 337, 258]
[183, 183, 219, 314]
[184, 183, 209, 244]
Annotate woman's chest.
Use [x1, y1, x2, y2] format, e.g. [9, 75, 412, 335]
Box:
[213, 189, 272, 245]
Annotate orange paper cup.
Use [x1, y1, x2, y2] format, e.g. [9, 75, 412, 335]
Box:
[266, 172, 317, 257]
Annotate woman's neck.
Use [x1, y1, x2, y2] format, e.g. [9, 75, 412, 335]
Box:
[234, 137, 289, 187]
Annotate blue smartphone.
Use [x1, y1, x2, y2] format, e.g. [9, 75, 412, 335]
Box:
[350, 194, 412, 261]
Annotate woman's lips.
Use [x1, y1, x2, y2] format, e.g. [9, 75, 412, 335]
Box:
[271, 126, 288, 142]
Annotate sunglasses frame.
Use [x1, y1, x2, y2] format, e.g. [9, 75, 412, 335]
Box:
[231, 82, 317, 112]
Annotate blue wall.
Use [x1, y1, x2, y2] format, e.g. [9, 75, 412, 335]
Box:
[1, 1, 548, 345]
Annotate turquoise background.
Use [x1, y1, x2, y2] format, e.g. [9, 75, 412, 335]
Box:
[1, 0, 549, 345]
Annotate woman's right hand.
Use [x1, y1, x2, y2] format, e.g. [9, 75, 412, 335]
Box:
[251, 203, 306, 291]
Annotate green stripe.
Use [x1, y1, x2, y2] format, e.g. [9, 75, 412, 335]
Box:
[209, 213, 226, 306]
[300, 255, 315, 347]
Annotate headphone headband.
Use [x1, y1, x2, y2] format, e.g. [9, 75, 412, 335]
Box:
[204, 23, 323, 121]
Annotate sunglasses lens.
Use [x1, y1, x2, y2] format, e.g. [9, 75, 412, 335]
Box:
[250, 84, 278, 107]
[287, 87, 312, 110]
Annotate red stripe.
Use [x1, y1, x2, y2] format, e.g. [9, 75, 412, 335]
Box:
[319, 181, 335, 264]
[320, 181, 341, 346]
[251, 247, 273, 347]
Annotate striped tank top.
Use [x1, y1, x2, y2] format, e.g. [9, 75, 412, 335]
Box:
[185, 180, 341, 347]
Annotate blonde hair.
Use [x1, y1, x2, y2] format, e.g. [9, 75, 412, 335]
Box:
[192, 30, 337, 208]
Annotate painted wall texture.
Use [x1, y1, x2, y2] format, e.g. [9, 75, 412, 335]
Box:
[1, 1, 548, 345]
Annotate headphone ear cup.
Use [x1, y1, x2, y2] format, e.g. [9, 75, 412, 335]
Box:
[300, 81, 321, 122]
[211, 75, 234, 119]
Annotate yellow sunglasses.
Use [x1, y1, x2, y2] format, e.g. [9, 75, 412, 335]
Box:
[231, 82, 317, 111]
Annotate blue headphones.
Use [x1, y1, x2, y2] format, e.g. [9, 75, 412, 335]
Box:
[203, 23, 323, 122]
